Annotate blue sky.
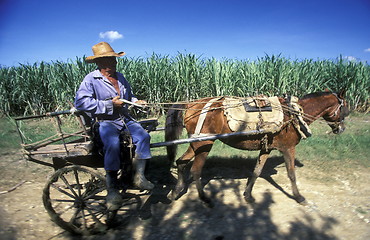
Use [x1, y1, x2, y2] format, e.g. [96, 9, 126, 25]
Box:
[0, 0, 369, 67]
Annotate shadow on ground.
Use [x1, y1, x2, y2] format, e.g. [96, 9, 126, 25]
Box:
[0, 207, 18, 240]
[51, 155, 338, 240]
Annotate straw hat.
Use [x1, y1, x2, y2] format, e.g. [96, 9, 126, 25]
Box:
[85, 42, 125, 63]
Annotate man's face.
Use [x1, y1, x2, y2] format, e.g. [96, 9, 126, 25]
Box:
[95, 57, 117, 72]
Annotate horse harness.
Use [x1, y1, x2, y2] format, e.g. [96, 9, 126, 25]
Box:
[188, 93, 345, 149]
[285, 95, 312, 139]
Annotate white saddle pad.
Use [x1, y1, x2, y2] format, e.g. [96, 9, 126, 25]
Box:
[223, 96, 284, 133]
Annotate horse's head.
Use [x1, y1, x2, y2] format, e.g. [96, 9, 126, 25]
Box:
[322, 89, 350, 134]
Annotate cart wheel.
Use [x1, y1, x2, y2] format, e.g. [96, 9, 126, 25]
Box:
[42, 165, 112, 235]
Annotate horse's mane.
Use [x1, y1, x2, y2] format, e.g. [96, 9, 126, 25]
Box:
[300, 91, 333, 100]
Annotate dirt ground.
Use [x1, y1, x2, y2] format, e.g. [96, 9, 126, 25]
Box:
[0, 149, 369, 240]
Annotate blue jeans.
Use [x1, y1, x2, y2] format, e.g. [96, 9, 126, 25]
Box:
[98, 121, 151, 171]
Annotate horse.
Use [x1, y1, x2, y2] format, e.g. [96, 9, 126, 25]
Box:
[165, 89, 349, 207]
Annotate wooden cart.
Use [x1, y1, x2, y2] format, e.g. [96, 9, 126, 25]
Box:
[14, 106, 264, 235]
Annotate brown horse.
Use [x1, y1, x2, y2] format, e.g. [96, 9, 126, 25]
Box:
[165, 90, 349, 207]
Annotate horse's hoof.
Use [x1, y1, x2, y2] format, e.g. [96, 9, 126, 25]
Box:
[201, 197, 214, 208]
[170, 191, 180, 201]
[244, 196, 256, 204]
[296, 196, 306, 205]
[204, 201, 215, 208]
[171, 188, 185, 201]
[298, 199, 308, 206]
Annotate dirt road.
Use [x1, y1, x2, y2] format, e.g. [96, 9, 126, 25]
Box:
[0, 150, 369, 240]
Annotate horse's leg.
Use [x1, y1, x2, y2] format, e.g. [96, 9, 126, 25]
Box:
[282, 147, 306, 204]
[190, 141, 214, 207]
[244, 149, 271, 203]
[172, 146, 195, 200]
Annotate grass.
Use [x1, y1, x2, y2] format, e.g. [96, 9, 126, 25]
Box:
[2, 113, 368, 170]
[1, 115, 87, 154]
[0, 117, 21, 153]
[296, 113, 370, 168]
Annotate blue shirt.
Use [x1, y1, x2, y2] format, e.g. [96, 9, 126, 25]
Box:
[74, 69, 138, 128]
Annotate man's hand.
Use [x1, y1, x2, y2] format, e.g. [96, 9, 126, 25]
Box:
[112, 96, 124, 108]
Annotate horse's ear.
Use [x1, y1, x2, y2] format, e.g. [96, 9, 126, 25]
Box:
[338, 89, 346, 98]
[324, 88, 330, 92]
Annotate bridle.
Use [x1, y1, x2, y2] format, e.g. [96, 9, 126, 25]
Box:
[325, 93, 346, 132]
[327, 93, 344, 118]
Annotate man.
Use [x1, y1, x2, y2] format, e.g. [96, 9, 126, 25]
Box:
[75, 42, 154, 210]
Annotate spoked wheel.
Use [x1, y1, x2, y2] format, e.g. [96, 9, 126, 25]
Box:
[42, 165, 112, 235]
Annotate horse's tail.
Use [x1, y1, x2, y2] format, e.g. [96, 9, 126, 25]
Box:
[165, 104, 184, 162]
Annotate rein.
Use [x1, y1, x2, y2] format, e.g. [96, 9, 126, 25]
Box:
[142, 93, 344, 128]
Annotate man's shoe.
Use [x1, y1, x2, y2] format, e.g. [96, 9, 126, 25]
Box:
[133, 174, 154, 190]
[133, 159, 154, 190]
[106, 188, 123, 211]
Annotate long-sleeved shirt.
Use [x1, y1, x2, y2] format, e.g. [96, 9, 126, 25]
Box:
[74, 69, 138, 128]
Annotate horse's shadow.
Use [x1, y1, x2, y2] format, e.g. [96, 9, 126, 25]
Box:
[137, 155, 304, 218]
[200, 155, 304, 201]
